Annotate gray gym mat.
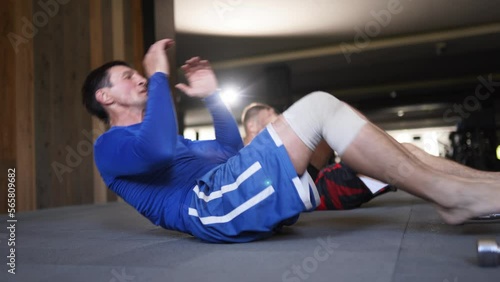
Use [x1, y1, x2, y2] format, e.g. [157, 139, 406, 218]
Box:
[1, 191, 499, 282]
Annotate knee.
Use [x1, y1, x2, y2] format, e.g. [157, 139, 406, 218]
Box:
[306, 91, 331, 98]
[304, 91, 343, 110]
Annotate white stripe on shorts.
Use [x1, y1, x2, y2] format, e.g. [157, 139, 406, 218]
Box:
[302, 172, 320, 209]
[292, 173, 320, 210]
[292, 177, 312, 210]
[189, 185, 275, 225]
[193, 162, 262, 202]
[266, 124, 283, 147]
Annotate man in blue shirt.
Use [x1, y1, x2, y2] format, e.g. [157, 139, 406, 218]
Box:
[82, 39, 500, 243]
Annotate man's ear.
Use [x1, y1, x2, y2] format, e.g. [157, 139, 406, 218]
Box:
[95, 89, 113, 106]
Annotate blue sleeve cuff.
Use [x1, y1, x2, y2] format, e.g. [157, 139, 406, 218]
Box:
[203, 91, 222, 105]
[148, 72, 169, 90]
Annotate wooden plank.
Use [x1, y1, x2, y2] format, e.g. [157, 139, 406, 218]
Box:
[0, 0, 17, 213]
[14, 0, 35, 211]
[99, 0, 119, 202]
[154, 0, 181, 133]
[33, 0, 93, 208]
[109, 0, 128, 203]
[154, 0, 176, 83]
[34, 0, 61, 209]
[63, 0, 93, 205]
[111, 0, 125, 60]
[60, 0, 73, 206]
[130, 0, 144, 74]
[102, 0, 114, 63]
[89, 0, 108, 204]
[123, 0, 134, 65]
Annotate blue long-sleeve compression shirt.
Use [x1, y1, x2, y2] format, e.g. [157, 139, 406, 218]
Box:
[94, 73, 244, 232]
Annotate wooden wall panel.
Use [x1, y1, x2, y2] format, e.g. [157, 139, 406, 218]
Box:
[102, 0, 114, 64]
[89, 0, 107, 203]
[0, 0, 37, 212]
[131, 0, 144, 74]
[154, 0, 176, 83]
[0, 0, 36, 212]
[154, 0, 180, 132]
[1, 0, 146, 212]
[34, 0, 58, 208]
[63, 0, 93, 205]
[102, 0, 118, 202]
[0, 0, 18, 213]
[34, 0, 92, 208]
[15, 0, 36, 211]
[123, 0, 134, 65]
[112, 0, 125, 61]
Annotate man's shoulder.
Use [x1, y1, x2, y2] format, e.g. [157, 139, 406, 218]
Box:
[95, 126, 137, 147]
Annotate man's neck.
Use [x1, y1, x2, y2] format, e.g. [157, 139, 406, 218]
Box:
[109, 108, 145, 127]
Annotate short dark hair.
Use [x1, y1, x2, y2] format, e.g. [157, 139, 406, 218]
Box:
[81, 61, 129, 124]
[241, 103, 274, 126]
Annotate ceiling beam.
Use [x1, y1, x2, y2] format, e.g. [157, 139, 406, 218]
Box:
[329, 74, 500, 98]
[210, 24, 500, 70]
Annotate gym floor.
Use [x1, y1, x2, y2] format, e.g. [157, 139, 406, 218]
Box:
[1, 191, 499, 282]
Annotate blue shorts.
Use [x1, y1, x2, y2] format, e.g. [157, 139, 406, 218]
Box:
[183, 125, 320, 243]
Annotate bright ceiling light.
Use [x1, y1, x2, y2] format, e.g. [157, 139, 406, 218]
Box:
[175, 0, 352, 36]
[220, 87, 239, 106]
[497, 145, 500, 160]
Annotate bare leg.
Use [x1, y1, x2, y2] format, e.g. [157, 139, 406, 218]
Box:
[402, 143, 500, 180]
[339, 124, 500, 224]
[309, 140, 333, 170]
[272, 103, 500, 224]
[272, 116, 313, 174]
[350, 106, 500, 181]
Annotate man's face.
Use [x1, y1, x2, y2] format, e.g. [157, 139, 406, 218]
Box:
[105, 65, 148, 108]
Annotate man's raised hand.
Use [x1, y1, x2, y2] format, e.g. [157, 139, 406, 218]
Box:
[143, 39, 175, 78]
[176, 57, 218, 99]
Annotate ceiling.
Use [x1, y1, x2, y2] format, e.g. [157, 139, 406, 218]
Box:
[173, 0, 500, 130]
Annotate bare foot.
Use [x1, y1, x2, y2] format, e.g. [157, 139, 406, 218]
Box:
[435, 182, 500, 224]
[436, 206, 474, 225]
